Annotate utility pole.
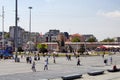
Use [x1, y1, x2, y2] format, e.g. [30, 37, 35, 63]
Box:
[14, 0, 18, 62]
[28, 7, 32, 35]
[28, 6, 32, 53]
[2, 6, 5, 50]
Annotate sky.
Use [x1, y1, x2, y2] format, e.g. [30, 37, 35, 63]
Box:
[0, 0, 120, 41]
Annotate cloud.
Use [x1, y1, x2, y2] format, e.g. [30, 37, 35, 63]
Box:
[97, 10, 120, 18]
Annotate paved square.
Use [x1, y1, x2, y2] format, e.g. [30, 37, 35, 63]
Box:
[0, 54, 120, 80]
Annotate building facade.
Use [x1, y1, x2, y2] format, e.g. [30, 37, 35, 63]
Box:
[114, 37, 120, 42]
[43, 29, 60, 42]
[9, 26, 25, 48]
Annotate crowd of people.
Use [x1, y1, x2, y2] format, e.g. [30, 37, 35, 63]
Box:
[1, 50, 119, 72]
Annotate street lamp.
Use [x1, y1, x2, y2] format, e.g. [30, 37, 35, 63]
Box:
[28, 7, 32, 53]
[84, 39, 88, 54]
[1, 6, 5, 50]
[28, 7, 32, 34]
[14, 0, 18, 62]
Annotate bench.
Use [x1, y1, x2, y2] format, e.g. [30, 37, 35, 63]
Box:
[88, 70, 104, 76]
[61, 74, 82, 80]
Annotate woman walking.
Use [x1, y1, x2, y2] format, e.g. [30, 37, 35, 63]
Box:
[31, 61, 36, 72]
[44, 60, 48, 70]
[77, 58, 80, 66]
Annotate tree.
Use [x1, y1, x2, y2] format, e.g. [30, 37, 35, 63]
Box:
[37, 43, 48, 54]
[78, 44, 85, 55]
[86, 37, 97, 42]
[65, 45, 73, 53]
[101, 38, 115, 42]
[71, 37, 80, 42]
[4, 33, 10, 39]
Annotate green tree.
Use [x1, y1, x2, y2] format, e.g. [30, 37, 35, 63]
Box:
[71, 37, 80, 42]
[78, 44, 85, 55]
[86, 37, 97, 42]
[101, 38, 115, 42]
[37, 43, 48, 54]
[4, 33, 10, 39]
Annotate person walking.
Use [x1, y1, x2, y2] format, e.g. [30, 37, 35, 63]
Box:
[104, 59, 108, 65]
[53, 55, 56, 64]
[37, 54, 40, 60]
[110, 56, 112, 65]
[26, 56, 29, 63]
[46, 57, 49, 64]
[34, 55, 37, 61]
[44, 60, 48, 70]
[77, 58, 80, 66]
[31, 61, 36, 72]
[29, 56, 32, 64]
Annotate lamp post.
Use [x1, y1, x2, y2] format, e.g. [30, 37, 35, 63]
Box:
[14, 0, 18, 61]
[84, 39, 88, 54]
[1, 6, 5, 50]
[28, 7, 32, 34]
[28, 7, 32, 53]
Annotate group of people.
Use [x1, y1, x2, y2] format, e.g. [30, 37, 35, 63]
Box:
[26, 54, 40, 64]
[31, 57, 49, 72]
[31, 54, 57, 72]
[29, 53, 119, 72]
[102, 54, 119, 71]
[66, 54, 72, 60]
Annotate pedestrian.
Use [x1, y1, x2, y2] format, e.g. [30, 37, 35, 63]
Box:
[110, 56, 112, 64]
[34, 55, 37, 61]
[46, 57, 49, 64]
[68, 55, 71, 60]
[102, 54, 104, 58]
[37, 54, 40, 60]
[104, 59, 107, 65]
[29, 56, 32, 64]
[53, 56, 56, 63]
[26, 56, 29, 63]
[77, 58, 80, 66]
[44, 60, 48, 70]
[31, 61, 36, 72]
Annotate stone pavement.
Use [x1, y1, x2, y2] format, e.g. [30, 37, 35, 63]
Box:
[0, 54, 120, 80]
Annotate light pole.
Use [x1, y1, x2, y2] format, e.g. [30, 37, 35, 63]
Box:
[84, 39, 88, 54]
[2, 6, 5, 50]
[28, 7, 32, 53]
[28, 7, 32, 34]
[14, 0, 18, 61]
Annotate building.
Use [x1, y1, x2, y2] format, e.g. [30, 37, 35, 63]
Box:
[9, 26, 26, 48]
[57, 32, 66, 52]
[114, 37, 120, 42]
[30, 32, 41, 44]
[82, 34, 97, 41]
[43, 29, 60, 42]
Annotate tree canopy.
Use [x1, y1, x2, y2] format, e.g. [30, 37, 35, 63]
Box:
[37, 43, 48, 53]
[86, 37, 97, 42]
[78, 44, 85, 54]
[101, 38, 115, 42]
[71, 37, 80, 42]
